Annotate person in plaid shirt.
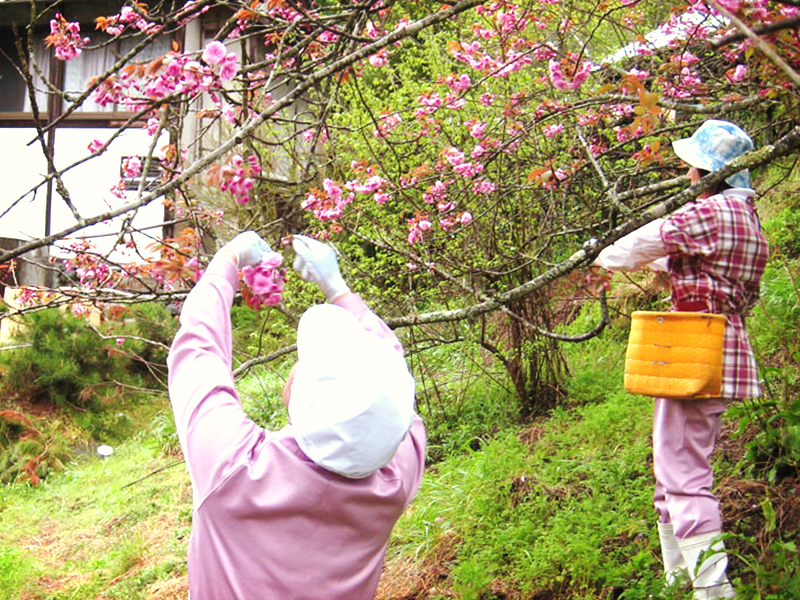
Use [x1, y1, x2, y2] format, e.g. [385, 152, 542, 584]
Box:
[593, 120, 768, 599]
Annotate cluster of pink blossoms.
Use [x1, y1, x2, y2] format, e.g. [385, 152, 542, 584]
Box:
[303, 179, 355, 221]
[201, 41, 238, 81]
[442, 146, 485, 178]
[122, 156, 143, 178]
[17, 287, 47, 308]
[726, 64, 748, 83]
[219, 155, 261, 204]
[101, 5, 156, 36]
[61, 240, 112, 289]
[45, 13, 90, 61]
[241, 252, 286, 309]
[91, 40, 238, 110]
[407, 214, 432, 245]
[406, 210, 472, 245]
[87, 139, 104, 155]
[542, 123, 564, 138]
[302, 127, 329, 145]
[660, 52, 704, 99]
[450, 40, 533, 78]
[548, 53, 593, 90]
[373, 112, 402, 138]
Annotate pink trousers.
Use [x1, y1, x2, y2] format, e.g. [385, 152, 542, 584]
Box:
[652, 396, 728, 539]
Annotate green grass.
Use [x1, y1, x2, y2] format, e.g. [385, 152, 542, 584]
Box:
[0, 433, 190, 599]
[391, 390, 660, 599]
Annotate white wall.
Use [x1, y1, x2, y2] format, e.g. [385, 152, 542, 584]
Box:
[0, 127, 169, 265]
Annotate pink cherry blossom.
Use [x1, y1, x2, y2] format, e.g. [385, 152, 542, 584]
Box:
[469, 121, 487, 139]
[146, 118, 161, 136]
[373, 112, 402, 138]
[445, 73, 471, 92]
[46, 13, 89, 61]
[444, 147, 465, 166]
[407, 214, 432, 245]
[374, 192, 391, 205]
[548, 54, 593, 90]
[347, 175, 385, 194]
[473, 179, 496, 194]
[219, 54, 238, 81]
[423, 180, 448, 205]
[726, 64, 748, 83]
[88, 139, 104, 154]
[122, 156, 142, 178]
[453, 162, 483, 177]
[628, 68, 650, 81]
[218, 154, 261, 204]
[543, 124, 564, 138]
[303, 178, 354, 221]
[445, 93, 467, 110]
[202, 40, 227, 65]
[110, 181, 127, 199]
[369, 49, 389, 67]
[471, 143, 489, 160]
[241, 252, 286, 308]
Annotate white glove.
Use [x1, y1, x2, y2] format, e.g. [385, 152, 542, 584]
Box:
[291, 234, 349, 301]
[220, 231, 272, 267]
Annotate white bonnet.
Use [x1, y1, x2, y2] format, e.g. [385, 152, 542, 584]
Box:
[288, 304, 415, 478]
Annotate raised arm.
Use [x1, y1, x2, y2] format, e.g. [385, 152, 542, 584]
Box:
[167, 232, 272, 499]
[291, 234, 402, 353]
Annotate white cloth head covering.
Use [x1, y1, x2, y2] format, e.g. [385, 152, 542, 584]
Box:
[288, 304, 415, 478]
[672, 119, 754, 188]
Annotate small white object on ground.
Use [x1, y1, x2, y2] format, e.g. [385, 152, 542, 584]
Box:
[96, 445, 114, 458]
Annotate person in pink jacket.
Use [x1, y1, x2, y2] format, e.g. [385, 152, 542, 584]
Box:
[594, 120, 767, 599]
[167, 232, 426, 600]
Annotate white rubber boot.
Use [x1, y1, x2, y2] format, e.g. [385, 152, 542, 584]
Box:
[677, 531, 736, 599]
[657, 522, 689, 586]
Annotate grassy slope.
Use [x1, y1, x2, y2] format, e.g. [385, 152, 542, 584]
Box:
[0, 439, 192, 600]
[4, 361, 796, 599]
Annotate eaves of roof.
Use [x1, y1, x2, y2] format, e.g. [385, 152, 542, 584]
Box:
[0, 0, 127, 26]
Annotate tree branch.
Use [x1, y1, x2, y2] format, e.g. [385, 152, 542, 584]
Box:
[383, 126, 800, 327]
[0, 0, 487, 266]
[709, 1, 800, 89]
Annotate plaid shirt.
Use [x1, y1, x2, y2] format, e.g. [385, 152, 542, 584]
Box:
[660, 189, 768, 398]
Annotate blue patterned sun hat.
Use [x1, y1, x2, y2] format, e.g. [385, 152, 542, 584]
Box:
[672, 120, 754, 188]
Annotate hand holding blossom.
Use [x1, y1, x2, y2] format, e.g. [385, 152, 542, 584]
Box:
[242, 253, 285, 308]
[220, 231, 272, 267]
[219, 231, 285, 308]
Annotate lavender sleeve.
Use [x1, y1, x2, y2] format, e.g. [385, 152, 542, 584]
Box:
[167, 256, 267, 501]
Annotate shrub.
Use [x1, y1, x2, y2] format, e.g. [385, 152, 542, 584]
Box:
[762, 206, 800, 259]
[0, 410, 70, 484]
[0, 303, 175, 483]
[0, 308, 140, 410]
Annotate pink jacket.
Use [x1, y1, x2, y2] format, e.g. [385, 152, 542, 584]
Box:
[167, 256, 426, 599]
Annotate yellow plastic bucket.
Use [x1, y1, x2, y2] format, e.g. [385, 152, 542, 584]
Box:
[624, 311, 726, 398]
